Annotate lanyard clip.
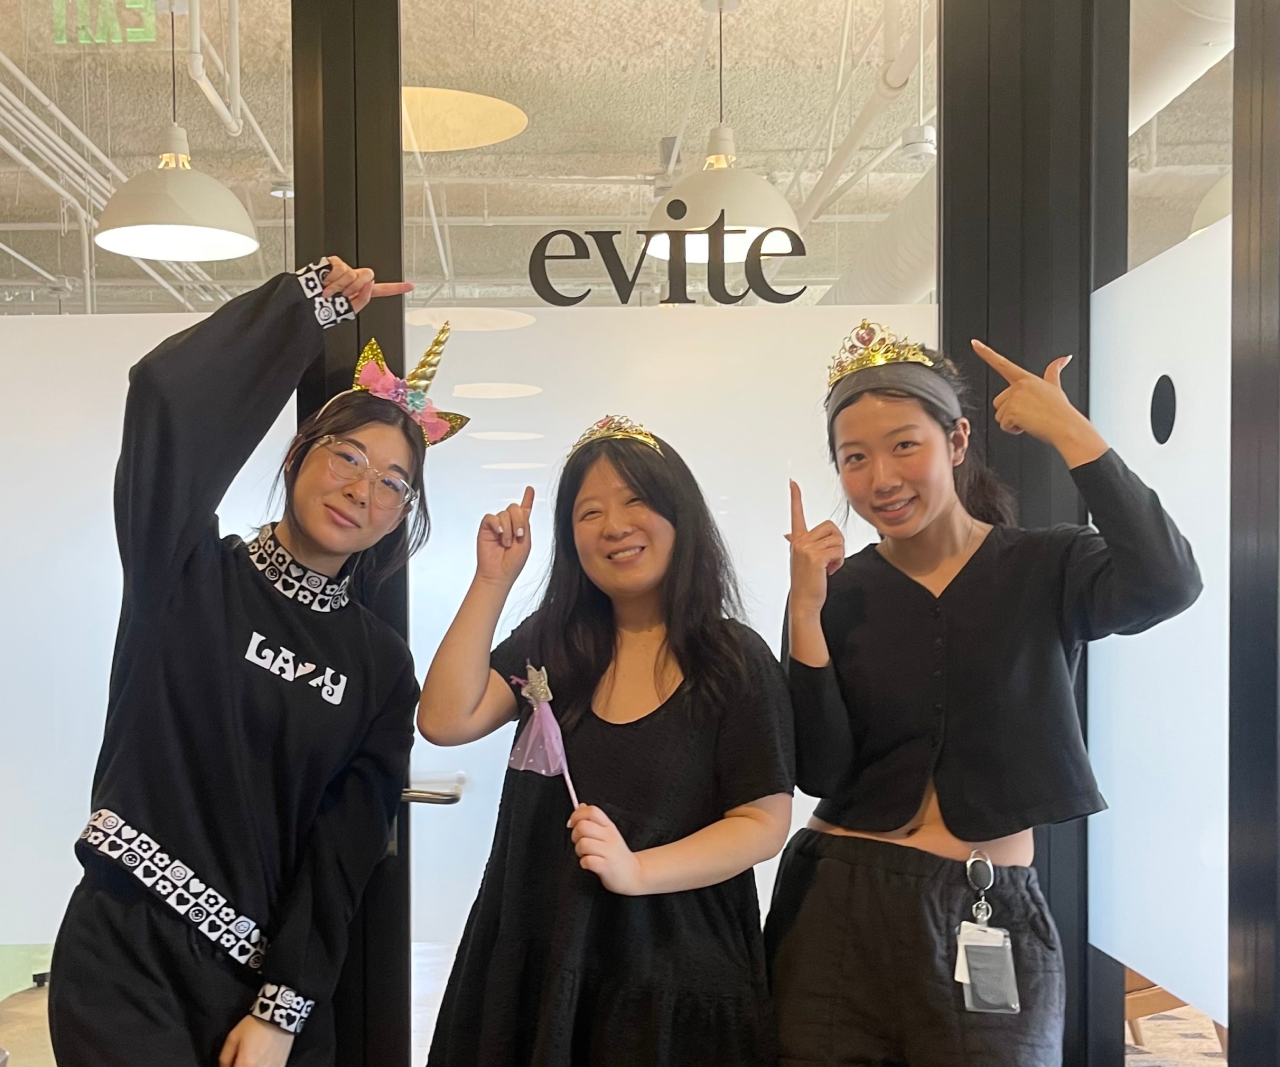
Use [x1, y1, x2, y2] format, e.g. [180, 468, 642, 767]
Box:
[966, 850, 994, 925]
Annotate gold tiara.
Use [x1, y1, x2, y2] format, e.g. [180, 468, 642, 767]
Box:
[569, 415, 662, 457]
[828, 319, 934, 389]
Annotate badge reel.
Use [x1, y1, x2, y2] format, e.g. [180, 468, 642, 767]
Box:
[953, 850, 1020, 1014]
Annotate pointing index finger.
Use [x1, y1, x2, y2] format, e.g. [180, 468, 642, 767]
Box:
[789, 480, 809, 539]
[971, 339, 1032, 385]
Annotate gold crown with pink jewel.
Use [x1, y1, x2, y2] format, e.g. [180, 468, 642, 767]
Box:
[828, 319, 935, 389]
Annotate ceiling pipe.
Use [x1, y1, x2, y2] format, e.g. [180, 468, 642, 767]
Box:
[0, 239, 63, 284]
[0, 48, 128, 184]
[0, 89, 112, 203]
[188, 0, 244, 136]
[796, 0, 935, 231]
[199, 27, 285, 173]
[666, 12, 717, 179]
[810, 102, 936, 220]
[1129, 0, 1233, 134]
[785, 9, 885, 202]
[0, 130, 95, 311]
[827, 0, 859, 161]
[883, 0, 902, 64]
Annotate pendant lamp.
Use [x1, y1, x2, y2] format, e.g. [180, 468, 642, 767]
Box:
[95, 13, 258, 262]
[647, 1, 798, 264]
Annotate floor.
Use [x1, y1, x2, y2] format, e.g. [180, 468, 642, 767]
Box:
[1125, 1007, 1228, 1065]
[0, 961, 1227, 1066]
[0, 986, 53, 1067]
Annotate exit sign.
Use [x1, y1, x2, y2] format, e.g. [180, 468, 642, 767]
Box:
[54, 0, 157, 45]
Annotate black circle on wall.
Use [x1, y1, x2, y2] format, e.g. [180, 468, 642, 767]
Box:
[666, 199, 688, 221]
[1150, 375, 1176, 445]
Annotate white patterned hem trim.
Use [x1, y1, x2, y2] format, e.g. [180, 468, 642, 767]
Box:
[80, 809, 267, 971]
[294, 259, 354, 329]
[252, 982, 315, 1035]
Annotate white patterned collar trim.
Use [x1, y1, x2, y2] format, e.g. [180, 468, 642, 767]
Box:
[244, 526, 351, 612]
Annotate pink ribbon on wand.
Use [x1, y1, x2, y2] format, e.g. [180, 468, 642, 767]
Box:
[508, 665, 579, 809]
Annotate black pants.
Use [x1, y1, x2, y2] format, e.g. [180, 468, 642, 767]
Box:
[764, 830, 1065, 1067]
[49, 864, 334, 1067]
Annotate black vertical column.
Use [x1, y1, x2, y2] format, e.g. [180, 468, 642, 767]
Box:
[1083, 2, 1130, 1064]
[292, 1, 411, 1064]
[1231, 0, 1280, 1060]
[939, 3, 1096, 1064]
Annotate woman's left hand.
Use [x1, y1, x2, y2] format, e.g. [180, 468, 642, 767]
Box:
[971, 339, 1109, 469]
[568, 805, 645, 896]
[218, 1015, 295, 1067]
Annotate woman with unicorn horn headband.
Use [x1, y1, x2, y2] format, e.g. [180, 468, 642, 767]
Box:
[49, 256, 467, 1067]
[419, 416, 795, 1066]
[766, 323, 1201, 1066]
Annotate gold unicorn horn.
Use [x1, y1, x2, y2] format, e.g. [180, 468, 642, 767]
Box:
[405, 322, 451, 393]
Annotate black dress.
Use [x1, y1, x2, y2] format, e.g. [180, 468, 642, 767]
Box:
[48, 262, 419, 1067]
[428, 615, 795, 1067]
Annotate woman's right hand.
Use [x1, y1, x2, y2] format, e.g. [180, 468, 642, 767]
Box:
[477, 487, 535, 588]
[786, 480, 845, 616]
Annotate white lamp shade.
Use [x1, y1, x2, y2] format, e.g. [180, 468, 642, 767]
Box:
[96, 165, 259, 262]
[647, 150, 799, 263]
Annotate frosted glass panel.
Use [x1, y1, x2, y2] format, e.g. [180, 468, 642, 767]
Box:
[406, 304, 938, 946]
[1088, 217, 1229, 1023]
[0, 313, 296, 948]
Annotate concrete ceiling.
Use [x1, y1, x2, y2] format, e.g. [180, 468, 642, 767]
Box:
[0, 0, 1231, 313]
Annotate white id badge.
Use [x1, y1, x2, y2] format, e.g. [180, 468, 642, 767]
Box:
[953, 851, 1022, 1015]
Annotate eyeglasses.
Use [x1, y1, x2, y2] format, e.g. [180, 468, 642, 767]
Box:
[317, 436, 417, 510]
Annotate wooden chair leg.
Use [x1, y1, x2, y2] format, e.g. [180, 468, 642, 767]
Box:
[1129, 1017, 1145, 1047]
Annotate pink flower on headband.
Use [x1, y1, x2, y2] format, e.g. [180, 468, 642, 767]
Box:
[357, 360, 451, 443]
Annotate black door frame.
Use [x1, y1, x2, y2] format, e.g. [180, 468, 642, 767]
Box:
[291, 1, 413, 1064]
[939, 4, 1097, 1061]
[1230, 0, 1280, 1060]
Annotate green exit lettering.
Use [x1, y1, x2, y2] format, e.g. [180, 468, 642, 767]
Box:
[53, 0, 157, 45]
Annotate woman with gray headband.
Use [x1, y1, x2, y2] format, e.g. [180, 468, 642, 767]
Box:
[763, 324, 1201, 1066]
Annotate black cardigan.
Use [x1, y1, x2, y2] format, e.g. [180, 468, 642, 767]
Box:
[787, 450, 1201, 840]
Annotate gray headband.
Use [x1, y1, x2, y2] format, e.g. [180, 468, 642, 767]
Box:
[825, 362, 964, 441]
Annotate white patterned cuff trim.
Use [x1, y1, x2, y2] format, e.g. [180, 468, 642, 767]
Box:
[252, 983, 315, 1035]
[294, 258, 354, 329]
[81, 810, 266, 971]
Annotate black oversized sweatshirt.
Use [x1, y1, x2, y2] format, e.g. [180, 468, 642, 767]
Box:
[76, 260, 418, 1036]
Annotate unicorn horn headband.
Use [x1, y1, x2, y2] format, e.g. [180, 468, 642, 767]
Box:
[348, 323, 470, 446]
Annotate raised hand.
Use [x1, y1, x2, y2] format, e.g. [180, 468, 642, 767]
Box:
[476, 487, 535, 589]
[569, 805, 645, 896]
[321, 254, 414, 314]
[971, 339, 1108, 469]
[786, 481, 845, 617]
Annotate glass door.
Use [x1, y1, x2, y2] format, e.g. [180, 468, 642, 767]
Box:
[397, 0, 938, 1054]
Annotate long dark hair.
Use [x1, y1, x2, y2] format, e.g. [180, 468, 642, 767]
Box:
[828, 353, 1018, 527]
[529, 435, 747, 728]
[277, 390, 430, 590]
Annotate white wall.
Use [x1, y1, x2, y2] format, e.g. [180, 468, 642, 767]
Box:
[0, 312, 295, 946]
[1088, 217, 1230, 1023]
[406, 304, 938, 943]
[0, 301, 942, 954]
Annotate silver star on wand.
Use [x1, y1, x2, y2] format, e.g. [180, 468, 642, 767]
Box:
[521, 664, 553, 707]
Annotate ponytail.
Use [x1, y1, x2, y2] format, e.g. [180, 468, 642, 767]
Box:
[953, 446, 1018, 526]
